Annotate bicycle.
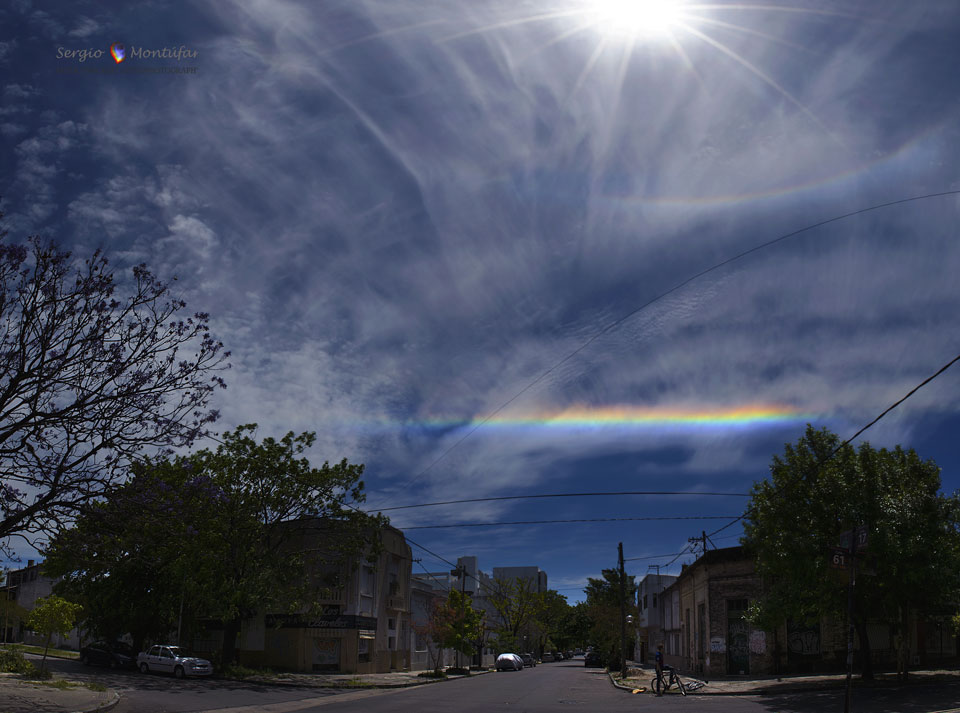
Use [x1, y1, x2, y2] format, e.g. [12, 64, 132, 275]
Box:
[651, 666, 687, 696]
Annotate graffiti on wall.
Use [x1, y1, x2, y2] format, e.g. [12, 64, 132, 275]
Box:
[710, 637, 726, 653]
[787, 623, 820, 655]
[749, 630, 766, 654]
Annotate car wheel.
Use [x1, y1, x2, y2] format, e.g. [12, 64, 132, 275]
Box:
[139, 663, 150, 674]
[80, 654, 89, 666]
[174, 665, 185, 679]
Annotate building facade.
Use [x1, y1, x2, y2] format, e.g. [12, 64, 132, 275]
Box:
[0, 560, 80, 649]
[222, 524, 413, 674]
[636, 571, 678, 664]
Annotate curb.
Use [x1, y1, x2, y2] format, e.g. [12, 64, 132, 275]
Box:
[73, 688, 121, 713]
[233, 668, 493, 690]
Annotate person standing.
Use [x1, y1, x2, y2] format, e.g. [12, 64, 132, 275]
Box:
[655, 643, 665, 696]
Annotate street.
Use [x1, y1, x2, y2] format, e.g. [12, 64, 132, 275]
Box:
[29, 655, 960, 713]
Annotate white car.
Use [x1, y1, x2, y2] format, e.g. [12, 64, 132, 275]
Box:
[496, 653, 524, 671]
[137, 645, 213, 678]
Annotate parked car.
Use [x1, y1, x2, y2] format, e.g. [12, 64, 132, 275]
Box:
[79, 640, 137, 669]
[584, 651, 604, 667]
[564, 650, 574, 660]
[541, 652, 555, 663]
[555, 652, 564, 661]
[495, 653, 524, 671]
[137, 645, 213, 678]
[520, 653, 537, 667]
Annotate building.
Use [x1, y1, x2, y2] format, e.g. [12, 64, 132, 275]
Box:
[492, 566, 547, 593]
[0, 560, 80, 649]
[222, 523, 413, 674]
[636, 571, 677, 664]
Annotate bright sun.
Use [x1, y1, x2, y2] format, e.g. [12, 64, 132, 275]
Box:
[588, 0, 686, 38]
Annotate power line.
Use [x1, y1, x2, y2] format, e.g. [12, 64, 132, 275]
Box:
[402, 515, 742, 530]
[365, 490, 749, 513]
[623, 551, 689, 562]
[829, 351, 960, 458]
[405, 189, 960, 487]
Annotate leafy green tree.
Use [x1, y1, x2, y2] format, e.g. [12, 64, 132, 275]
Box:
[431, 589, 483, 669]
[584, 569, 637, 669]
[536, 590, 575, 653]
[45, 425, 385, 664]
[487, 576, 545, 653]
[26, 595, 82, 675]
[743, 425, 960, 680]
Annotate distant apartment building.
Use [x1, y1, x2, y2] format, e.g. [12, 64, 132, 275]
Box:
[492, 566, 547, 593]
[411, 556, 549, 666]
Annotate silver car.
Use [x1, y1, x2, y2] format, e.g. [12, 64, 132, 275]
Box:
[495, 653, 524, 671]
[137, 645, 213, 678]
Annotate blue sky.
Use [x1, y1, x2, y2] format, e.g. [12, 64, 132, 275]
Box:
[2, 0, 959, 602]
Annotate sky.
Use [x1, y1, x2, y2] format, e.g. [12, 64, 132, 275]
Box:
[1, 0, 959, 603]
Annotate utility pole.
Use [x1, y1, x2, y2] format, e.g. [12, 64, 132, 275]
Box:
[618, 542, 627, 678]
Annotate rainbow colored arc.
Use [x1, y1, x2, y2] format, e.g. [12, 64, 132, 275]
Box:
[420, 403, 814, 430]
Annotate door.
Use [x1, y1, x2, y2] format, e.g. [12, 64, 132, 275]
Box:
[727, 599, 749, 675]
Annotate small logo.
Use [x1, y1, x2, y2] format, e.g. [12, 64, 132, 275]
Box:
[109, 43, 125, 64]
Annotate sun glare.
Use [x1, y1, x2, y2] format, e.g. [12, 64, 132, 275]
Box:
[588, 0, 686, 38]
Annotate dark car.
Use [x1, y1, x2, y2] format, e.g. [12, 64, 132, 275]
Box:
[584, 651, 604, 667]
[80, 640, 137, 669]
[520, 653, 537, 667]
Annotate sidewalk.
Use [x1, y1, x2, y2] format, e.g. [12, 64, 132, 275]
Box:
[609, 663, 960, 696]
[0, 672, 119, 713]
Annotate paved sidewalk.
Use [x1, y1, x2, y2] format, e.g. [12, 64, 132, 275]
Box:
[609, 663, 960, 696]
[0, 672, 119, 713]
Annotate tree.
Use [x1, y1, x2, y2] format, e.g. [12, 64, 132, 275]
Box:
[430, 588, 483, 670]
[44, 425, 385, 664]
[0, 208, 229, 554]
[536, 590, 584, 653]
[584, 568, 637, 668]
[25, 594, 82, 675]
[487, 576, 544, 653]
[743, 425, 960, 680]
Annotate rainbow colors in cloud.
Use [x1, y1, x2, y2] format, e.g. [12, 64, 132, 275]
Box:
[420, 403, 813, 431]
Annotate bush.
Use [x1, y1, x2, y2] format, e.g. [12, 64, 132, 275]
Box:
[446, 667, 470, 676]
[221, 663, 273, 680]
[0, 646, 37, 675]
[417, 670, 447, 678]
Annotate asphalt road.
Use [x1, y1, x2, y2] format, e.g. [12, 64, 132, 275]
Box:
[30, 654, 960, 713]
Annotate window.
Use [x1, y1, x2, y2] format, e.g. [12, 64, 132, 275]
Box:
[360, 567, 375, 596]
[358, 635, 373, 664]
[643, 594, 648, 610]
[728, 598, 749, 614]
[415, 632, 428, 652]
[388, 618, 395, 630]
[653, 594, 657, 609]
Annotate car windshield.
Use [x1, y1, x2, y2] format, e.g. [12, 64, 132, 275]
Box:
[113, 642, 134, 654]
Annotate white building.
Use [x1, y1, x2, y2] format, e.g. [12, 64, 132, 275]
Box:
[636, 571, 678, 664]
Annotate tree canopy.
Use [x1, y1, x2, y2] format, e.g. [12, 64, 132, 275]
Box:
[44, 424, 385, 663]
[743, 425, 960, 678]
[26, 594, 82, 674]
[430, 588, 483, 668]
[0, 209, 229, 555]
[584, 568, 637, 668]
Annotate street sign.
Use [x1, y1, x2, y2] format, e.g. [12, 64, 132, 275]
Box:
[829, 547, 850, 569]
[837, 525, 868, 552]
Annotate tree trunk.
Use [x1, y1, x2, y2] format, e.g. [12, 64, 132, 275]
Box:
[221, 617, 242, 667]
[41, 632, 51, 675]
[897, 606, 910, 682]
[854, 619, 872, 680]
